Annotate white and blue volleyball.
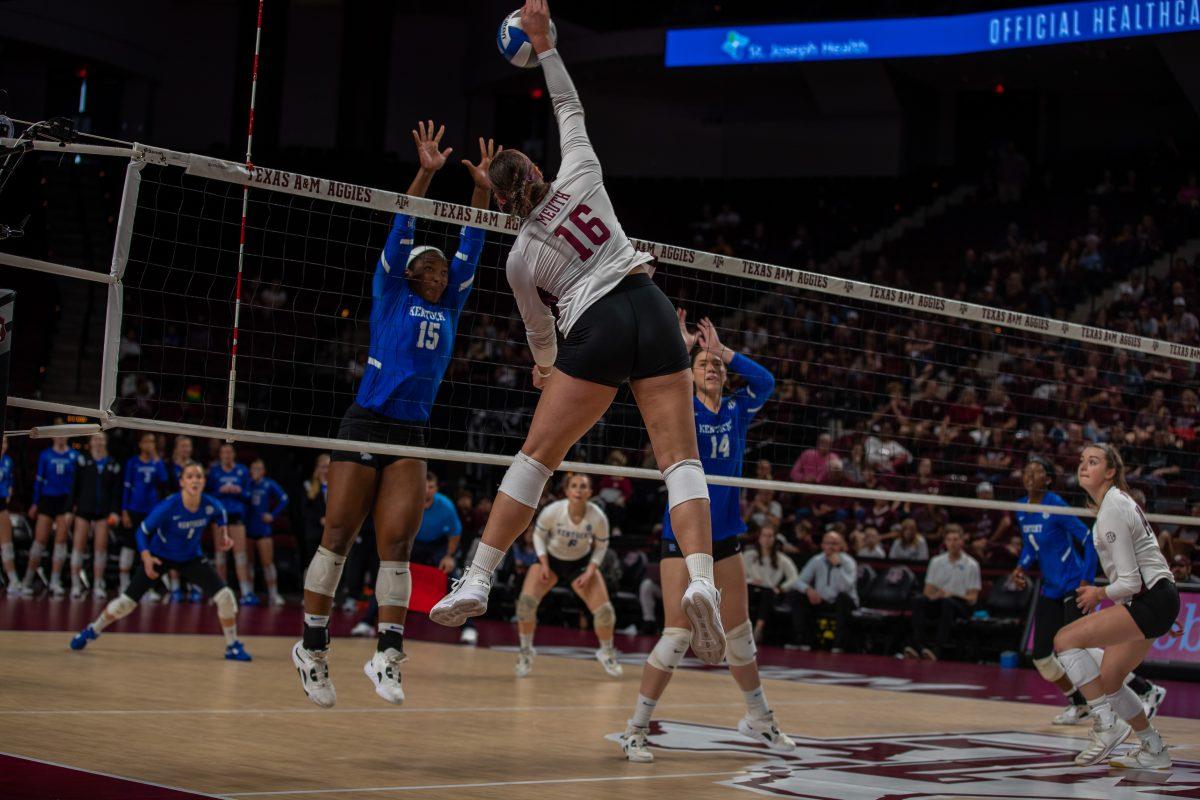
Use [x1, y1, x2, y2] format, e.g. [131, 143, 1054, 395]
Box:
[497, 9, 558, 68]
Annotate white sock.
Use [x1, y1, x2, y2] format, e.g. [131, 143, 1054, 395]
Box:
[631, 693, 658, 728]
[6, 571, 17, 584]
[469, 542, 505, 576]
[240, 580, 254, 596]
[743, 686, 771, 720]
[1136, 725, 1165, 754]
[91, 612, 111, 633]
[378, 622, 405, 635]
[167, 574, 180, 592]
[598, 636, 614, 652]
[1087, 697, 1117, 728]
[519, 632, 533, 650]
[304, 613, 330, 628]
[222, 624, 237, 646]
[684, 553, 714, 582]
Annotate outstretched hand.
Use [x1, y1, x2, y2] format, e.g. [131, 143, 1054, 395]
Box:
[696, 317, 725, 356]
[462, 137, 502, 190]
[412, 120, 453, 173]
[676, 308, 697, 350]
[521, 0, 554, 52]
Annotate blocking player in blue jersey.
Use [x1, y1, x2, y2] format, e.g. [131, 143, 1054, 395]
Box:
[246, 458, 288, 606]
[21, 436, 77, 597]
[208, 442, 254, 604]
[620, 314, 795, 763]
[70, 461, 251, 661]
[1011, 458, 1164, 726]
[121, 432, 169, 595]
[0, 435, 19, 595]
[293, 122, 495, 709]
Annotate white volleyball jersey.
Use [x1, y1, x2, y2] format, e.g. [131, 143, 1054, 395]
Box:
[533, 499, 609, 564]
[506, 49, 653, 369]
[1093, 487, 1173, 602]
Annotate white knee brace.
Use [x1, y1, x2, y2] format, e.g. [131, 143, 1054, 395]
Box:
[1033, 654, 1066, 682]
[498, 451, 553, 509]
[70, 551, 84, 570]
[303, 546, 346, 598]
[1058, 648, 1101, 690]
[52, 542, 67, 562]
[663, 459, 708, 510]
[214, 587, 237, 618]
[376, 561, 411, 607]
[106, 594, 137, 620]
[593, 602, 616, 629]
[726, 620, 757, 666]
[1108, 685, 1143, 721]
[647, 626, 692, 672]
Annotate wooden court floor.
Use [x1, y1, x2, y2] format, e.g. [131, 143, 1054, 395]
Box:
[2, 631, 1199, 799]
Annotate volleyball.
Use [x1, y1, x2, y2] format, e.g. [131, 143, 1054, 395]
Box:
[497, 9, 557, 68]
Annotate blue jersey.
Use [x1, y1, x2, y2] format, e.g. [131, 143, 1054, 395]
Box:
[354, 214, 484, 422]
[247, 477, 289, 536]
[0, 453, 13, 500]
[138, 492, 228, 562]
[33, 447, 76, 502]
[1016, 491, 1098, 600]
[123, 456, 169, 514]
[207, 463, 250, 516]
[663, 353, 775, 542]
[414, 492, 463, 544]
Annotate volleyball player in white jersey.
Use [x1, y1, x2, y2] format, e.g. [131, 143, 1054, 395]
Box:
[514, 473, 621, 678]
[1053, 443, 1180, 769]
[431, 0, 726, 664]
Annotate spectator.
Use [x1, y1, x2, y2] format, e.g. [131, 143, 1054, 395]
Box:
[787, 531, 859, 652]
[1171, 554, 1195, 586]
[967, 480, 1013, 543]
[864, 421, 912, 473]
[902, 527, 981, 660]
[782, 519, 819, 563]
[1166, 297, 1199, 344]
[745, 488, 783, 530]
[743, 525, 799, 643]
[301, 454, 329, 567]
[791, 433, 836, 484]
[888, 519, 929, 561]
[857, 526, 886, 559]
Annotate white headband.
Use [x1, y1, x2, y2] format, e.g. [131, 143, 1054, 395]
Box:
[407, 245, 446, 268]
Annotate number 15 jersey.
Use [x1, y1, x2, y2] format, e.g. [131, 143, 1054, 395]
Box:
[506, 48, 653, 371]
[355, 214, 484, 423]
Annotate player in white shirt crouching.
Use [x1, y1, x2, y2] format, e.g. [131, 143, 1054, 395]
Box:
[515, 473, 621, 678]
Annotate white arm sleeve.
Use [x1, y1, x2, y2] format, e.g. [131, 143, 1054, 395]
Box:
[589, 508, 610, 566]
[538, 49, 600, 180]
[505, 250, 558, 368]
[1101, 505, 1143, 602]
[533, 506, 553, 559]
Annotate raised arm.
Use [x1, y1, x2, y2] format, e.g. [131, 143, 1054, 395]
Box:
[696, 316, 775, 413]
[378, 121, 453, 281]
[447, 138, 500, 307]
[522, 1, 599, 178]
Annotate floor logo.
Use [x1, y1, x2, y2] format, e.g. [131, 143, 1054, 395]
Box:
[606, 722, 1199, 799]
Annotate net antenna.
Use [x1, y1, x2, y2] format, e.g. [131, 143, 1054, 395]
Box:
[226, 0, 266, 432]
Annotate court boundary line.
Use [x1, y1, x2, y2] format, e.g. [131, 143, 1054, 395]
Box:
[0, 750, 227, 799]
[222, 769, 749, 796]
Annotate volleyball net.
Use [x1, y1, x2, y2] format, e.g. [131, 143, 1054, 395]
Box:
[4, 133, 1200, 525]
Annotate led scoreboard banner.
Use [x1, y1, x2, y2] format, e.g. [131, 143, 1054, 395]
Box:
[665, 0, 1200, 66]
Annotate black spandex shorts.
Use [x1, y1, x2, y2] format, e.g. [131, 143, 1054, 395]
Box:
[75, 510, 111, 523]
[555, 273, 691, 388]
[332, 403, 427, 470]
[1127, 578, 1181, 640]
[125, 556, 226, 602]
[1031, 593, 1084, 659]
[37, 495, 70, 518]
[548, 554, 591, 585]
[661, 535, 743, 562]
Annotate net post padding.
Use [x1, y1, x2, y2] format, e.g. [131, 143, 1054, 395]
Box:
[133, 142, 1200, 365]
[101, 158, 145, 419]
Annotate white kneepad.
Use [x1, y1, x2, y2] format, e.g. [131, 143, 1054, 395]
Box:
[1033, 654, 1066, 683]
[647, 627, 692, 672]
[1058, 648, 1100, 689]
[1109, 685, 1143, 721]
[106, 594, 137, 619]
[725, 620, 757, 666]
[303, 546, 347, 598]
[663, 460, 708, 510]
[52, 543, 67, 561]
[118, 548, 135, 570]
[214, 587, 238, 617]
[376, 561, 411, 607]
[498, 451, 553, 509]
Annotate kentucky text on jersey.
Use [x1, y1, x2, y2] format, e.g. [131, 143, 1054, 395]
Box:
[123, 456, 168, 514]
[354, 213, 484, 422]
[663, 353, 775, 542]
[207, 463, 250, 516]
[138, 493, 228, 562]
[1016, 491, 1097, 600]
[34, 447, 77, 502]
